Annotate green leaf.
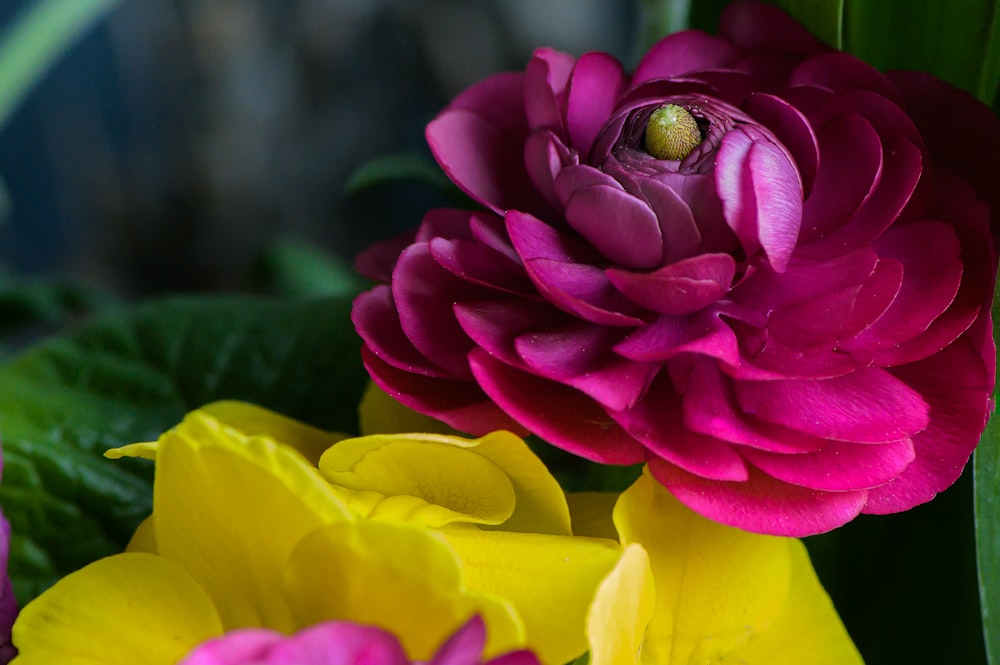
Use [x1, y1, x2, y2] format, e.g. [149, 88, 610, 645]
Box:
[842, 0, 1000, 103]
[0, 294, 368, 603]
[344, 152, 453, 196]
[763, 0, 844, 48]
[254, 237, 369, 298]
[0, 0, 120, 129]
[976, 276, 1000, 665]
[0, 273, 113, 345]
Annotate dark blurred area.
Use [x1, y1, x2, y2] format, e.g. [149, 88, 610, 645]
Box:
[0, 0, 635, 295]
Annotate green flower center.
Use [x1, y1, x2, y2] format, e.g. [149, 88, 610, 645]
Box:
[643, 104, 702, 160]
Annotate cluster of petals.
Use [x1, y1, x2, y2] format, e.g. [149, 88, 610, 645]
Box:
[351, 0, 1000, 535]
[179, 617, 530, 665]
[10, 397, 860, 664]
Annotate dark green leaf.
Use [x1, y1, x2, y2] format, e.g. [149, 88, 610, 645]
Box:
[843, 0, 1000, 103]
[344, 152, 452, 196]
[0, 295, 368, 603]
[763, 0, 844, 48]
[976, 277, 1000, 665]
[254, 237, 369, 298]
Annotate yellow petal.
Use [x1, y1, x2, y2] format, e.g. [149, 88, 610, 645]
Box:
[469, 431, 572, 536]
[566, 492, 619, 540]
[442, 526, 621, 665]
[613, 469, 859, 664]
[106, 401, 346, 467]
[737, 539, 864, 665]
[320, 431, 572, 535]
[199, 400, 347, 466]
[359, 381, 461, 436]
[319, 435, 516, 527]
[154, 411, 351, 633]
[283, 521, 524, 660]
[587, 544, 655, 665]
[105, 441, 157, 461]
[12, 552, 222, 665]
[125, 515, 157, 554]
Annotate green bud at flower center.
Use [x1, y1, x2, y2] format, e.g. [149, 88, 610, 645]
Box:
[643, 104, 702, 160]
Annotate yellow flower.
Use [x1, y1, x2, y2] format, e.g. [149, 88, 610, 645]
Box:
[12, 394, 862, 665]
[584, 468, 865, 665]
[13, 407, 525, 664]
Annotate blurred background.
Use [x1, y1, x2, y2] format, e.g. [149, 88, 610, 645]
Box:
[0, 1, 988, 664]
[0, 0, 634, 294]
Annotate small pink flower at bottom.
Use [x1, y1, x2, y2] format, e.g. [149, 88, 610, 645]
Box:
[179, 617, 541, 665]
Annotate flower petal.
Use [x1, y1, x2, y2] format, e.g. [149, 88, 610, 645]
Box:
[442, 527, 621, 665]
[469, 349, 646, 464]
[648, 460, 868, 536]
[586, 544, 655, 665]
[153, 411, 351, 633]
[285, 521, 524, 661]
[606, 254, 735, 315]
[733, 368, 929, 443]
[12, 553, 223, 665]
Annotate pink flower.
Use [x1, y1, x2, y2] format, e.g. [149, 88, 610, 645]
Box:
[179, 616, 539, 665]
[352, 0, 1000, 536]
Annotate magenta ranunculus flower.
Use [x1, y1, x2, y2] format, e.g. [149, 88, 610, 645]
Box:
[352, 0, 1000, 536]
[179, 617, 539, 665]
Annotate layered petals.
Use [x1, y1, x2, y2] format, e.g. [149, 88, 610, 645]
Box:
[353, 0, 1000, 535]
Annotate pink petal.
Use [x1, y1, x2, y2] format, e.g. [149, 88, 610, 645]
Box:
[468, 213, 522, 265]
[716, 129, 803, 272]
[553, 164, 624, 208]
[353, 286, 452, 378]
[789, 52, 903, 103]
[743, 92, 819, 195]
[565, 52, 627, 158]
[455, 299, 568, 369]
[524, 48, 575, 133]
[506, 209, 602, 263]
[469, 349, 646, 464]
[393, 244, 487, 379]
[610, 376, 750, 481]
[606, 254, 735, 315]
[427, 109, 545, 215]
[850, 220, 962, 349]
[613, 310, 741, 367]
[799, 112, 882, 242]
[889, 70, 1000, 220]
[631, 31, 738, 87]
[416, 208, 479, 243]
[362, 347, 527, 436]
[430, 237, 535, 295]
[354, 230, 417, 282]
[718, 0, 829, 57]
[430, 617, 487, 665]
[270, 624, 411, 665]
[730, 247, 878, 310]
[733, 368, 930, 443]
[514, 323, 657, 411]
[524, 131, 576, 210]
[448, 71, 528, 140]
[653, 172, 737, 255]
[807, 136, 923, 255]
[636, 179, 701, 263]
[180, 630, 285, 665]
[564, 185, 663, 269]
[682, 359, 826, 454]
[766, 258, 902, 349]
[648, 458, 868, 536]
[524, 257, 647, 326]
[864, 337, 991, 513]
[740, 438, 916, 492]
